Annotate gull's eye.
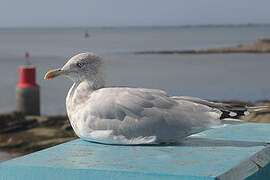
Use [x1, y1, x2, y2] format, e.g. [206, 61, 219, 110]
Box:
[76, 62, 84, 68]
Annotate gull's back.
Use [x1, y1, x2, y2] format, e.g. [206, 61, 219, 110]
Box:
[67, 87, 221, 144]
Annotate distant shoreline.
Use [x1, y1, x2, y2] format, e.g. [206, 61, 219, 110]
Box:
[135, 38, 270, 55]
[1, 23, 270, 29]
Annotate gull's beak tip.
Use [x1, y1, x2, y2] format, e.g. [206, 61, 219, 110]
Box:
[44, 69, 62, 80]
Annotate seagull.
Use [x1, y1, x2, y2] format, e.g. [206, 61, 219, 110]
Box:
[44, 53, 267, 145]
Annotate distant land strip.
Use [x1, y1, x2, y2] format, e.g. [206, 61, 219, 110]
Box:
[135, 38, 270, 55]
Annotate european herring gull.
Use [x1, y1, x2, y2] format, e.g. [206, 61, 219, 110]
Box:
[44, 53, 266, 144]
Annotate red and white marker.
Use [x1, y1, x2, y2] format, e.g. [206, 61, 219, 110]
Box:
[16, 52, 40, 115]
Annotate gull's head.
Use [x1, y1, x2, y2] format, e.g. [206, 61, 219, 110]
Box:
[44, 53, 103, 83]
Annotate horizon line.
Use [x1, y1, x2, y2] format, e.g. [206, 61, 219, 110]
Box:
[0, 23, 270, 29]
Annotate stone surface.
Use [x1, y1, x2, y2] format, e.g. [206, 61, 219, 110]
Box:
[1, 123, 270, 180]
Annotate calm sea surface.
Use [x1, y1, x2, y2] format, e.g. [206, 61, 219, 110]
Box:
[0, 26, 270, 115]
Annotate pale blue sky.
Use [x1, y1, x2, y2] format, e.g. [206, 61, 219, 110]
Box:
[0, 0, 269, 27]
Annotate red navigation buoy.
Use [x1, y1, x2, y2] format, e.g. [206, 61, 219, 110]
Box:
[17, 66, 38, 88]
[16, 55, 40, 115]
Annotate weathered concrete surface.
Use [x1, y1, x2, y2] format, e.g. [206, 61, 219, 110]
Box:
[16, 86, 40, 115]
[0, 123, 270, 180]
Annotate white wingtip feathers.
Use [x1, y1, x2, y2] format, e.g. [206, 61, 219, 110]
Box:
[244, 111, 250, 116]
[229, 112, 237, 117]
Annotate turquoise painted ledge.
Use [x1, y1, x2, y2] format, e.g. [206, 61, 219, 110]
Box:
[1, 123, 270, 180]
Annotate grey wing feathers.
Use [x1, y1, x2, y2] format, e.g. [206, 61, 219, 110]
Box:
[90, 88, 175, 121]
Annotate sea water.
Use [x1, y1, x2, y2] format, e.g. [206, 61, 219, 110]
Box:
[0, 26, 270, 115]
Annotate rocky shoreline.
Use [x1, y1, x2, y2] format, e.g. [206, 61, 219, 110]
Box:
[0, 100, 269, 160]
[0, 111, 77, 159]
[135, 38, 270, 55]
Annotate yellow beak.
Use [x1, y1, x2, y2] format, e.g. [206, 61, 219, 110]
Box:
[44, 69, 63, 79]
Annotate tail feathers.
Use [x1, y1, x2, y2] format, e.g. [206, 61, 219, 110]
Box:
[171, 96, 269, 119]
